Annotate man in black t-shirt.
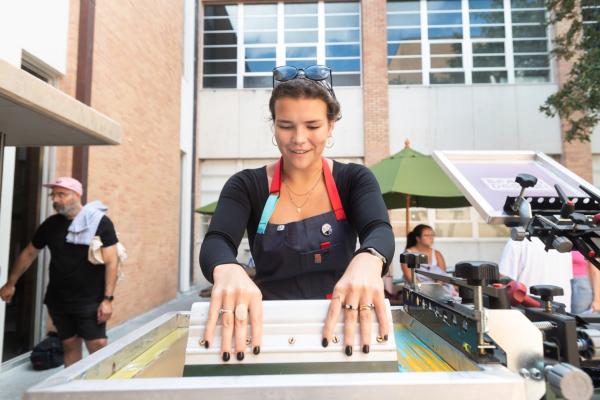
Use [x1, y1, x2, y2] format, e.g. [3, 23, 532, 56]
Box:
[0, 177, 118, 367]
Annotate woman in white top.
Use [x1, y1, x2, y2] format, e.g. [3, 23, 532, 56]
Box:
[401, 224, 447, 284]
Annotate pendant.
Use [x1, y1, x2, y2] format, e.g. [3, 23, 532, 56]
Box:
[297, 207, 301, 213]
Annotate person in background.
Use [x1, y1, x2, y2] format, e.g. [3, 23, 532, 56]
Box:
[571, 250, 600, 314]
[0, 177, 119, 367]
[401, 224, 448, 284]
[499, 237, 572, 312]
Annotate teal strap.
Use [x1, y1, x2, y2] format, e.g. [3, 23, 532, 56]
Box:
[257, 194, 279, 234]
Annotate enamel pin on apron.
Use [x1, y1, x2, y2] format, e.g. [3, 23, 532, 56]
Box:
[321, 223, 332, 236]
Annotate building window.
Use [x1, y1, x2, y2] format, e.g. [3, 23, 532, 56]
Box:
[203, 5, 238, 88]
[511, 0, 550, 83]
[203, 1, 361, 89]
[387, 0, 551, 85]
[582, 0, 600, 34]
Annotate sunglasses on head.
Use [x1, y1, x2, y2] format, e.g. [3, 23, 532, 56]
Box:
[272, 65, 336, 98]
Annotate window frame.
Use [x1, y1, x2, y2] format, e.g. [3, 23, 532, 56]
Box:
[386, 0, 554, 86]
[203, 1, 362, 89]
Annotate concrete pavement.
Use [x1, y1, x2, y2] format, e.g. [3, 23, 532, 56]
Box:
[0, 288, 205, 400]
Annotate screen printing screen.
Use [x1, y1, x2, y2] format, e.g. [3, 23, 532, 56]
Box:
[433, 151, 596, 224]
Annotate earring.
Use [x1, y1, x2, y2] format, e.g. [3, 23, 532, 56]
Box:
[272, 135, 277, 147]
[326, 136, 335, 149]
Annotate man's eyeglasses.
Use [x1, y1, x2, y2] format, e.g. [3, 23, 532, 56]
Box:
[272, 65, 336, 99]
[49, 192, 70, 199]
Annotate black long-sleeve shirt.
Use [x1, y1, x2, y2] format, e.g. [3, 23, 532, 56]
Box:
[200, 161, 395, 284]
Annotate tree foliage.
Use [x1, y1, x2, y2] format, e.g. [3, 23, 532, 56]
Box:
[541, 0, 600, 142]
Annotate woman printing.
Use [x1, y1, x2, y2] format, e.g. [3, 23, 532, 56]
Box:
[199, 65, 395, 362]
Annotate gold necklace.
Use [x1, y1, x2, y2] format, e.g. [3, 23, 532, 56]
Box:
[283, 171, 323, 213]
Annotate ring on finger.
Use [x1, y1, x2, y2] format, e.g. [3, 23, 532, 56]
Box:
[219, 308, 233, 315]
[359, 304, 375, 312]
[342, 304, 358, 311]
[235, 304, 248, 321]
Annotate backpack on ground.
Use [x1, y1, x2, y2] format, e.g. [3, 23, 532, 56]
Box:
[30, 331, 64, 370]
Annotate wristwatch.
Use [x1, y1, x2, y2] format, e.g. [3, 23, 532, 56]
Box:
[103, 295, 114, 302]
[363, 247, 387, 265]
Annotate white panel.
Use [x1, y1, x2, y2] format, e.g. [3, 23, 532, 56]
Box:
[591, 125, 600, 154]
[198, 88, 364, 159]
[0, 147, 17, 362]
[472, 86, 518, 150]
[328, 88, 364, 158]
[179, 0, 196, 292]
[0, 3, 21, 65]
[432, 87, 475, 150]
[593, 155, 600, 187]
[389, 85, 563, 155]
[388, 87, 432, 152]
[237, 90, 279, 158]
[198, 90, 242, 158]
[513, 85, 562, 152]
[20, 0, 70, 74]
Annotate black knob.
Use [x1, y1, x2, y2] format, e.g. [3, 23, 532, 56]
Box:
[570, 212, 588, 225]
[454, 261, 499, 286]
[400, 252, 427, 269]
[516, 173, 538, 189]
[530, 285, 564, 302]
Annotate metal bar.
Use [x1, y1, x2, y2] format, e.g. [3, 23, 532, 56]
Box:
[190, 0, 199, 285]
[0, 132, 5, 203]
[472, 285, 487, 355]
[72, 0, 96, 202]
[405, 194, 410, 236]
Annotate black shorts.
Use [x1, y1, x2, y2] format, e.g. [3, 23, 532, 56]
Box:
[47, 307, 107, 341]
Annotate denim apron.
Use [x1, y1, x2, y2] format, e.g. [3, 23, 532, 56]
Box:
[253, 158, 356, 300]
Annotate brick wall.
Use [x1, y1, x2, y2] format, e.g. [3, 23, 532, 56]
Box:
[361, 0, 390, 166]
[56, 0, 185, 327]
[554, 10, 593, 182]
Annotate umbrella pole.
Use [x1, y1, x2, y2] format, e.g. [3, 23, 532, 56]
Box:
[405, 194, 410, 236]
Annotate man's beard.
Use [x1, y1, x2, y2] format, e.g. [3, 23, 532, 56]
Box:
[53, 202, 78, 216]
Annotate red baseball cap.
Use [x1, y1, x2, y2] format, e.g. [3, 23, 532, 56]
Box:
[42, 177, 83, 196]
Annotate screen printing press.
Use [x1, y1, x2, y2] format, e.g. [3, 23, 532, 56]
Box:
[24, 151, 600, 400]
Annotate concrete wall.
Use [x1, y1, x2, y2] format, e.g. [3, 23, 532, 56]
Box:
[389, 84, 563, 155]
[197, 87, 364, 159]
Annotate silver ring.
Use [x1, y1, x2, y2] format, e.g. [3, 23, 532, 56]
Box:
[219, 309, 233, 315]
[342, 304, 358, 311]
[235, 304, 248, 321]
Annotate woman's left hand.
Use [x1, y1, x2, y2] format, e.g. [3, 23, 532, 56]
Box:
[322, 252, 389, 355]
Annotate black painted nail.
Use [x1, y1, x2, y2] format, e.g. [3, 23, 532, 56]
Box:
[362, 345, 370, 354]
[237, 352, 244, 361]
[222, 352, 230, 362]
[204, 341, 209, 349]
[345, 345, 353, 356]
[384, 334, 389, 341]
[322, 338, 328, 348]
[253, 346, 260, 355]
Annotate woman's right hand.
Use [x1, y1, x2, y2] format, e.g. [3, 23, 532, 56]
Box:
[203, 264, 263, 361]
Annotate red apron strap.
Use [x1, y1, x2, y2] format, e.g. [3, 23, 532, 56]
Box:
[270, 157, 283, 193]
[322, 158, 346, 221]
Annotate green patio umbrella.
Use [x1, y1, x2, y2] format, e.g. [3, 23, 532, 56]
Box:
[369, 141, 469, 234]
[195, 201, 217, 215]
